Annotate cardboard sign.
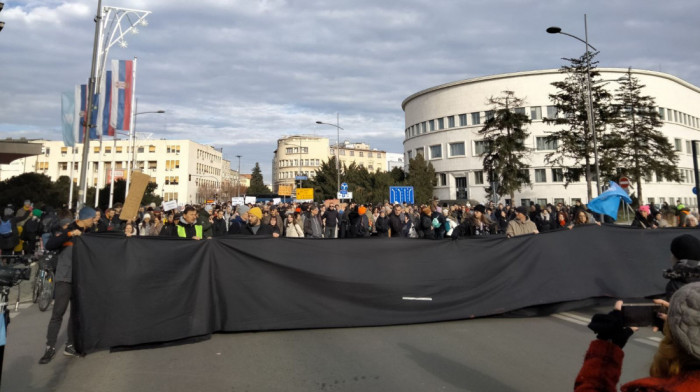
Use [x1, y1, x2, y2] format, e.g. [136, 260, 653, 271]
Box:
[232, 197, 245, 206]
[278, 184, 293, 196]
[273, 198, 282, 205]
[120, 171, 151, 221]
[162, 200, 178, 212]
[244, 196, 257, 205]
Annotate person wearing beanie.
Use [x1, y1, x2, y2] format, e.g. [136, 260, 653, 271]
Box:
[505, 206, 539, 238]
[19, 208, 44, 254]
[663, 234, 700, 300]
[240, 206, 277, 236]
[631, 204, 656, 229]
[451, 204, 496, 238]
[575, 282, 700, 391]
[39, 206, 97, 364]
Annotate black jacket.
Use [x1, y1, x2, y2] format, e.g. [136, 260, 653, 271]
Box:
[375, 216, 390, 237]
[240, 223, 276, 236]
[212, 217, 227, 237]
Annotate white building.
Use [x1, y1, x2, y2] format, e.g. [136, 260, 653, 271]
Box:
[0, 139, 230, 205]
[402, 68, 700, 207]
[385, 152, 404, 171]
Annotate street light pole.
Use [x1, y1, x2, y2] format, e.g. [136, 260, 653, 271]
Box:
[547, 14, 602, 198]
[236, 155, 241, 197]
[316, 114, 344, 196]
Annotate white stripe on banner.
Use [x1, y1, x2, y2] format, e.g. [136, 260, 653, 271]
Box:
[402, 297, 433, 301]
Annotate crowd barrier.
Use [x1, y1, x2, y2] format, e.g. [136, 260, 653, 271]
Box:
[72, 225, 698, 354]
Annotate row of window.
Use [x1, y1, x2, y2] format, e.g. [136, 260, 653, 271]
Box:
[196, 163, 220, 176]
[285, 147, 310, 154]
[331, 148, 383, 158]
[197, 149, 220, 162]
[163, 192, 179, 202]
[405, 106, 699, 140]
[278, 159, 321, 168]
[407, 137, 559, 161]
[278, 171, 316, 180]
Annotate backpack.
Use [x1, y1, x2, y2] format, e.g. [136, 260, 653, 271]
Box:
[22, 218, 41, 240]
[0, 219, 12, 237]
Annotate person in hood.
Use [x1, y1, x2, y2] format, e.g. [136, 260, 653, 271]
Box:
[663, 234, 700, 300]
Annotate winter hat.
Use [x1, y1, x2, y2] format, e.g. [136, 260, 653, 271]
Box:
[667, 282, 700, 360]
[422, 206, 432, 215]
[473, 204, 486, 214]
[248, 207, 263, 220]
[639, 205, 651, 214]
[238, 205, 250, 216]
[3, 207, 13, 217]
[32, 208, 43, 218]
[143, 213, 152, 221]
[515, 206, 528, 215]
[670, 234, 700, 262]
[78, 207, 96, 220]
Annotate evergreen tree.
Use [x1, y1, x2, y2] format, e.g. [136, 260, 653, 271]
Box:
[544, 52, 616, 201]
[478, 90, 532, 202]
[247, 162, 270, 195]
[605, 69, 681, 204]
[308, 156, 341, 200]
[405, 154, 435, 204]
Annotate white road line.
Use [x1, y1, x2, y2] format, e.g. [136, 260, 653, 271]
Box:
[647, 336, 662, 342]
[551, 313, 589, 326]
[634, 338, 660, 348]
[558, 312, 592, 323]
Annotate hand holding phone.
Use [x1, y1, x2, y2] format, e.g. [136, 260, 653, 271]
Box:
[621, 303, 664, 327]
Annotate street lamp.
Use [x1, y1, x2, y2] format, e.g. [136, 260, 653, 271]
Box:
[236, 155, 241, 197]
[124, 108, 165, 198]
[316, 113, 344, 196]
[547, 14, 602, 198]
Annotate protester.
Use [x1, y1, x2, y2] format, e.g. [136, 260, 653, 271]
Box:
[284, 213, 304, 237]
[240, 207, 277, 236]
[452, 204, 495, 238]
[138, 214, 157, 236]
[39, 206, 96, 364]
[321, 204, 339, 238]
[374, 209, 390, 237]
[173, 206, 205, 240]
[211, 209, 228, 237]
[575, 282, 700, 391]
[0, 205, 29, 257]
[663, 234, 700, 300]
[505, 206, 539, 238]
[632, 205, 656, 229]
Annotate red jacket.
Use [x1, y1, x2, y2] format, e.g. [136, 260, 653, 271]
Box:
[575, 339, 700, 391]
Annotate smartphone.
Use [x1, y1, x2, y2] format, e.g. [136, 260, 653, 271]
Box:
[621, 303, 662, 327]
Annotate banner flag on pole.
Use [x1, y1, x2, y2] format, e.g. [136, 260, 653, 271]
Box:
[110, 60, 134, 132]
[99, 70, 114, 137]
[587, 181, 633, 221]
[61, 90, 77, 147]
[77, 84, 99, 143]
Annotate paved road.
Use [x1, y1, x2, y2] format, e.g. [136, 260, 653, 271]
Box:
[1, 297, 664, 392]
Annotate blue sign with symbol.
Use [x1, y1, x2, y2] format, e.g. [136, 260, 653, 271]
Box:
[340, 182, 349, 195]
[390, 186, 414, 204]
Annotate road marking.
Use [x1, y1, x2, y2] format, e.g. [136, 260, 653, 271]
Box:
[552, 312, 590, 326]
[634, 338, 660, 348]
[402, 297, 432, 301]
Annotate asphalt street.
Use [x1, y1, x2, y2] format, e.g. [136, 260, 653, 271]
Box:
[0, 296, 663, 392]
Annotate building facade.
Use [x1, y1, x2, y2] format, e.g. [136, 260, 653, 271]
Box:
[402, 68, 700, 208]
[1, 139, 230, 205]
[272, 135, 388, 193]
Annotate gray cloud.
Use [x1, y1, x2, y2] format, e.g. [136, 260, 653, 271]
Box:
[2, 0, 699, 180]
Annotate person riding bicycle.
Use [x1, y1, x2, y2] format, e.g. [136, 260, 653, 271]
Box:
[39, 207, 96, 364]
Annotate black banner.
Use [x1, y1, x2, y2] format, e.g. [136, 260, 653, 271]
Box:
[72, 225, 696, 354]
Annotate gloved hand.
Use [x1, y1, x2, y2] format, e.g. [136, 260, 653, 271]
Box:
[588, 308, 634, 348]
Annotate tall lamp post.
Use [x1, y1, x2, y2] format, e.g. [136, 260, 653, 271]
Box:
[236, 155, 242, 197]
[124, 108, 165, 199]
[316, 113, 344, 196]
[547, 14, 602, 198]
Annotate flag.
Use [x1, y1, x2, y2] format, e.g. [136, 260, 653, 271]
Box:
[0, 310, 5, 346]
[61, 90, 77, 147]
[110, 60, 133, 132]
[587, 181, 633, 221]
[99, 70, 113, 137]
[77, 84, 99, 143]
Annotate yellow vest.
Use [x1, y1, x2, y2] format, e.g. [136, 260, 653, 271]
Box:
[177, 224, 203, 239]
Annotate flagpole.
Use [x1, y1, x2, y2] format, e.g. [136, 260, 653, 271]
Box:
[94, 135, 103, 207]
[68, 147, 76, 209]
[109, 136, 117, 208]
[125, 57, 138, 198]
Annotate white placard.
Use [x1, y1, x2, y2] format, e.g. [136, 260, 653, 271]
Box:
[231, 197, 245, 206]
[337, 192, 353, 200]
[162, 200, 178, 211]
[273, 198, 282, 205]
[244, 196, 257, 205]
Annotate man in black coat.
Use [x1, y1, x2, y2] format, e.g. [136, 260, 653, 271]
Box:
[240, 207, 278, 236]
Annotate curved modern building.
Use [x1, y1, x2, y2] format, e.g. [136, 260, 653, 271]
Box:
[402, 68, 700, 208]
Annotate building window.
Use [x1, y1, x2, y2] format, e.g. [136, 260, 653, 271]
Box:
[437, 118, 444, 130]
[530, 106, 542, 120]
[349, 151, 354, 156]
[359, 151, 364, 157]
[429, 145, 442, 159]
[429, 120, 435, 132]
[514, 107, 526, 115]
[448, 116, 455, 128]
[552, 168, 564, 182]
[537, 198, 547, 206]
[340, 150, 345, 156]
[471, 112, 481, 125]
[59, 162, 68, 171]
[285, 147, 293, 154]
[376, 152, 381, 158]
[437, 173, 447, 186]
[474, 140, 489, 155]
[407, 151, 413, 160]
[116, 146, 123, 153]
[485, 110, 495, 121]
[105, 147, 112, 154]
[687, 140, 693, 154]
[421, 122, 426, 133]
[61, 147, 68, 155]
[474, 171, 484, 185]
[416, 147, 424, 156]
[535, 169, 547, 183]
[148, 161, 157, 169]
[137, 146, 145, 153]
[368, 152, 373, 158]
[546, 106, 558, 118]
[449, 142, 465, 156]
[536, 136, 558, 151]
[657, 107, 665, 120]
[94, 146, 100, 153]
[459, 114, 467, 126]
[675, 138, 683, 152]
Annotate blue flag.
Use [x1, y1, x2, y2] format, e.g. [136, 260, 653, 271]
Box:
[0, 311, 6, 346]
[587, 181, 633, 221]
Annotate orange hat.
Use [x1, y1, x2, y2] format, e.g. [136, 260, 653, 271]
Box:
[358, 206, 367, 215]
[422, 206, 432, 215]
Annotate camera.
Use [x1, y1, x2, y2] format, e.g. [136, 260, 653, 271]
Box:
[0, 265, 31, 287]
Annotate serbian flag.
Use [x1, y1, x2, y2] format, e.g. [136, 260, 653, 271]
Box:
[99, 70, 113, 136]
[78, 84, 99, 143]
[110, 60, 133, 132]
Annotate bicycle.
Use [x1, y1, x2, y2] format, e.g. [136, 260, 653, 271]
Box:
[32, 251, 56, 312]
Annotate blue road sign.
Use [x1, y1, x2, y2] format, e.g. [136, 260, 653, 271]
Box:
[694, 187, 697, 195]
[390, 186, 414, 204]
[295, 176, 308, 181]
[340, 182, 349, 195]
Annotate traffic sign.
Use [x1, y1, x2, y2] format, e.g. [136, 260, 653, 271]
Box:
[296, 188, 314, 201]
[390, 186, 414, 204]
[295, 176, 308, 181]
[337, 192, 353, 200]
[694, 187, 697, 195]
[619, 177, 630, 189]
[340, 182, 349, 195]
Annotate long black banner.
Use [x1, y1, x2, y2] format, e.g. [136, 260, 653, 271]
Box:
[72, 225, 696, 354]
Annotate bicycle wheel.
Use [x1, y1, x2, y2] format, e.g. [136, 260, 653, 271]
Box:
[32, 268, 42, 303]
[38, 270, 54, 312]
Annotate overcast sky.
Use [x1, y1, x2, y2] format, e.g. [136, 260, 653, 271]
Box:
[2, 0, 699, 182]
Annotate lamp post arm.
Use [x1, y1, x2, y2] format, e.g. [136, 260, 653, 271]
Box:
[555, 31, 598, 51]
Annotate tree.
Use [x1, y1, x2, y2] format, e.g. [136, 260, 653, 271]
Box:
[405, 154, 435, 204]
[247, 162, 270, 195]
[605, 69, 681, 204]
[308, 156, 341, 200]
[96, 179, 162, 210]
[478, 90, 532, 202]
[544, 52, 617, 201]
